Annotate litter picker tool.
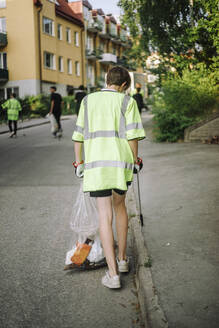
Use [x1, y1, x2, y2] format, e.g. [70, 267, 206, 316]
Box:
[136, 170, 144, 226]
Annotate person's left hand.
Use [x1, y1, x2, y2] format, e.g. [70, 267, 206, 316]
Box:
[133, 157, 143, 174]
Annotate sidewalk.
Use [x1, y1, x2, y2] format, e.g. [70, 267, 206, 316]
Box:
[135, 113, 219, 328]
[0, 115, 73, 135]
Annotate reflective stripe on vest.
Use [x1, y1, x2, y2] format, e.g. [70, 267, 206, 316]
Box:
[75, 125, 84, 134]
[83, 94, 131, 140]
[126, 122, 143, 131]
[85, 160, 134, 170]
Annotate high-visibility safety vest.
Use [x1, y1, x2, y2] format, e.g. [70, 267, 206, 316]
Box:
[72, 90, 145, 192]
[2, 98, 22, 121]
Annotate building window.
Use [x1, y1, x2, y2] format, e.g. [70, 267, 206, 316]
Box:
[0, 17, 6, 33]
[57, 24, 62, 40]
[87, 36, 93, 51]
[58, 56, 64, 72]
[0, 52, 7, 69]
[75, 61, 80, 76]
[66, 28, 71, 43]
[0, 88, 5, 100]
[74, 31, 79, 46]
[0, 0, 6, 9]
[99, 41, 105, 52]
[6, 87, 19, 99]
[44, 52, 55, 69]
[43, 17, 54, 36]
[67, 59, 72, 74]
[112, 45, 116, 55]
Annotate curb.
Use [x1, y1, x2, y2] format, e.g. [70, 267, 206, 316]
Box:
[127, 186, 169, 328]
[0, 117, 71, 135]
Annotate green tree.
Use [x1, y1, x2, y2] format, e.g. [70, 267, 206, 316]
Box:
[118, 0, 219, 71]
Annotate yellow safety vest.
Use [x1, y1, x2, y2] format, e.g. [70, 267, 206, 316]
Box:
[72, 90, 145, 192]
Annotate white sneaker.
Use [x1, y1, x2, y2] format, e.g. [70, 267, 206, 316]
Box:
[117, 257, 129, 273]
[101, 271, 121, 289]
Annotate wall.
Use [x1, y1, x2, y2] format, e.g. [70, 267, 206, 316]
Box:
[40, 0, 85, 89]
[0, 0, 38, 82]
[184, 113, 219, 142]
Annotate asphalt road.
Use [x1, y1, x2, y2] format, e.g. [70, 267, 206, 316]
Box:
[0, 118, 143, 328]
[139, 113, 219, 328]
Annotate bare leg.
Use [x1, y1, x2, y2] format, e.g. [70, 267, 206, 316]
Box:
[96, 196, 118, 277]
[113, 192, 128, 261]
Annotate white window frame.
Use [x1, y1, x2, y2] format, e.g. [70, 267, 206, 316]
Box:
[87, 35, 93, 51]
[43, 17, 55, 36]
[0, 52, 7, 69]
[0, 17, 6, 33]
[67, 59, 72, 74]
[58, 56, 64, 72]
[0, 0, 6, 9]
[74, 31, 79, 47]
[66, 28, 71, 43]
[44, 52, 56, 70]
[75, 61, 80, 76]
[57, 24, 62, 40]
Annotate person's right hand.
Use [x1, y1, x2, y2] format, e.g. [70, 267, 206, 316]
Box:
[73, 161, 84, 178]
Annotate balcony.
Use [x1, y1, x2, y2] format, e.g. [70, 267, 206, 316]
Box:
[0, 68, 9, 81]
[111, 35, 121, 45]
[87, 19, 103, 33]
[99, 53, 117, 64]
[0, 32, 7, 47]
[86, 48, 103, 61]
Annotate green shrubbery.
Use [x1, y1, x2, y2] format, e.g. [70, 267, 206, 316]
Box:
[152, 64, 219, 142]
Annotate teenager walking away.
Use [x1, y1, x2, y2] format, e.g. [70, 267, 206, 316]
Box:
[133, 87, 144, 114]
[2, 93, 22, 138]
[72, 66, 145, 289]
[75, 85, 87, 116]
[50, 86, 63, 136]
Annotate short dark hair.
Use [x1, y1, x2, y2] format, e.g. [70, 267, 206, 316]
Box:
[79, 85, 85, 90]
[106, 66, 131, 90]
[12, 93, 16, 98]
[50, 86, 57, 91]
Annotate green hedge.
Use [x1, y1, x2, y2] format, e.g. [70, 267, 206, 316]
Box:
[152, 64, 219, 142]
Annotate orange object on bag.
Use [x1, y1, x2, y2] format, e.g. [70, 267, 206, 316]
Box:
[71, 242, 92, 266]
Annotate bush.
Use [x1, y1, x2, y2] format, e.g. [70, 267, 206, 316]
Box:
[152, 64, 219, 142]
[62, 96, 76, 115]
[28, 94, 50, 118]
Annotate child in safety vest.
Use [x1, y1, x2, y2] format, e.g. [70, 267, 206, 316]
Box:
[1, 93, 22, 138]
[72, 66, 145, 289]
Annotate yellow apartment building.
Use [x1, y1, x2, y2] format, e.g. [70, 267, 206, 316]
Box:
[0, 0, 144, 98]
[69, 0, 134, 89]
[0, 0, 85, 98]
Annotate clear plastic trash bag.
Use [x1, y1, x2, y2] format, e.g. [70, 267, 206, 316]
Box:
[46, 113, 58, 133]
[70, 183, 99, 236]
[64, 184, 105, 269]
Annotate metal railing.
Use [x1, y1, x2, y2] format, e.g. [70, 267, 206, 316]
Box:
[0, 68, 9, 81]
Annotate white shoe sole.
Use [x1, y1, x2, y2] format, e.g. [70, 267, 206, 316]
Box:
[102, 281, 121, 289]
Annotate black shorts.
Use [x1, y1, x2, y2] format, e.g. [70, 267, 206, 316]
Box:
[90, 182, 131, 198]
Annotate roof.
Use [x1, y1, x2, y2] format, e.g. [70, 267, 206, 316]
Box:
[96, 8, 105, 16]
[83, 0, 92, 10]
[109, 16, 117, 24]
[56, 0, 84, 27]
